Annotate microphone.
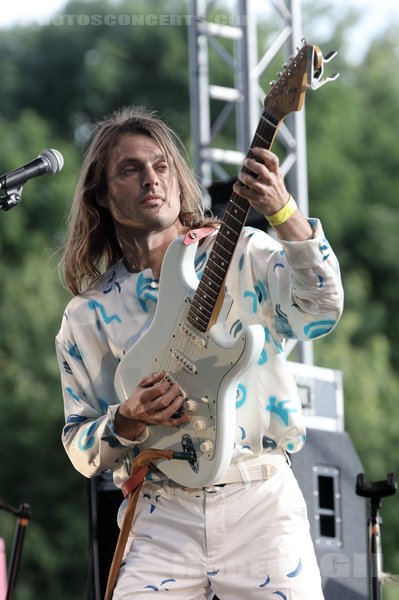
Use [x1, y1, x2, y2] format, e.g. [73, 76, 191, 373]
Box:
[0, 148, 64, 192]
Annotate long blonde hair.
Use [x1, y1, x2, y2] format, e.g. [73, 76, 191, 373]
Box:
[60, 106, 216, 295]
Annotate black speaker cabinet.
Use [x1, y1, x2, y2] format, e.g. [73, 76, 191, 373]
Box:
[291, 428, 368, 599]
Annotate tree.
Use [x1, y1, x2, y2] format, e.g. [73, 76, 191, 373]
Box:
[0, 110, 87, 599]
[0, 0, 192, 141]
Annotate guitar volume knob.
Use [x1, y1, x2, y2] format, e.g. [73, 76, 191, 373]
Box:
[200, 440, 213, 454]
[184, 400, 197, 412]
[193, 418, 207, 432]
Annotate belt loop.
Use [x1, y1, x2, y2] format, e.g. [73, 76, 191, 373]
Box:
[237, 461, 251, 486]
[262, 464, 275, 479]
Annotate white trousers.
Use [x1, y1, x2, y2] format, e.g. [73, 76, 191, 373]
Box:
[113, 462, 324, 599]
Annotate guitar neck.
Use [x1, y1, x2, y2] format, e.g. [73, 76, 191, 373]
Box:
[187, 110, 279, 333]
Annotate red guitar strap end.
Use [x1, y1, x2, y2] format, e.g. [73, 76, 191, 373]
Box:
[121, 465, 149, 498]
[183, 226, 216, 245]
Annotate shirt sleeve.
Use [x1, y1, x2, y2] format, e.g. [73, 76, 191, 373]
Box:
[249, 218, 344, 341]
[56, 306, 149, 479]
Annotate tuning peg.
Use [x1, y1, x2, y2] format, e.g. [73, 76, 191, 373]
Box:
[323, 50, 338, 63]
[311, 71, 340, 90]
[309, 47, 340, 90]
[270, 80, 276, 86]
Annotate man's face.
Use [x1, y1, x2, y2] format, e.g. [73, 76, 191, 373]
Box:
[103, 132, 181, 233]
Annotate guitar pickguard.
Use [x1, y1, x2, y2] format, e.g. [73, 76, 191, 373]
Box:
[115, 237, 265, 487]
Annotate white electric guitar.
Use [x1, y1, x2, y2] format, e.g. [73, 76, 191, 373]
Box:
[114, 42, 339, 487]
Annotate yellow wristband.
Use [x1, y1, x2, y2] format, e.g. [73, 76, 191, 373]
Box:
[266, 195, 297, 226]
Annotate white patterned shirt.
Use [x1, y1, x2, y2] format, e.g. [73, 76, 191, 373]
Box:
[56, 220, 343, 489]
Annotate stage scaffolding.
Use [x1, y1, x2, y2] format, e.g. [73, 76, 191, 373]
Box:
[188, 0, 313, 364]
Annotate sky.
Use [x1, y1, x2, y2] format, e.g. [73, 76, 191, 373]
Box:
[0, 0, 66, 26]
[0, 0, 398, 60]
[0, 0, 399, 28]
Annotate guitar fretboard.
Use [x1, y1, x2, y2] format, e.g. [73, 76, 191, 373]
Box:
[187, 110, 279, 332]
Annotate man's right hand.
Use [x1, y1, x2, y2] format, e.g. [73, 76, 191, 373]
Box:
[114, 370, 190, 440]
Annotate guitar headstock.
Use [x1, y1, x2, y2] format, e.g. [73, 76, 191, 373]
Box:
[264, 41, 339, 122]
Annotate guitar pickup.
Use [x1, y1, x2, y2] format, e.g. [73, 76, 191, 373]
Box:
[170, 349, 197, 374]
[163, 373, 186, 419]
[180, 323, 207, 349]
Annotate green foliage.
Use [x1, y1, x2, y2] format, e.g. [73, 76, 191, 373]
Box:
[305, 2, 399, 584]
[0, 249, 88, 599]
[0, 0, 191, 141]
[1, 0, 399, 598]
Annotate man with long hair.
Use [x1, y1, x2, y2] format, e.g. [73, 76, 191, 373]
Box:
[57, 106, 343, 599]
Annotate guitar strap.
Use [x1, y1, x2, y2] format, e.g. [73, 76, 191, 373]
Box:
[104, 449, 175, 600]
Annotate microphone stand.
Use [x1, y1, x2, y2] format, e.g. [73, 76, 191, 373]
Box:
[0, 499, 31, 600]
[0, 186, 23, 211]
[356, 472, 397, 600]
[0, 180, 32, 599]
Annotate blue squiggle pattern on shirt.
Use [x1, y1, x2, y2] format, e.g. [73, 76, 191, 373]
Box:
[273, 262, 285, 271]
[236, 384, 246, 409]
[88, 300, 122, 326]
[195, 252, 207, 278]
[68, 343, 83, 361]
[230, 319, 243, 338]
[266, 395, 298, 426]
[258, 347, 267, 365]
[275, 304, 295, 338]
[63, 413, 87, 436]
[320, 238, 331, 261]
[103, 270, 121, 294]
[244, 279, 267, 313]
[304, 320, 336, 339]
[66, 386, 82, 405]
[78, 421, 101, 451]
[136, 273, 158, 313]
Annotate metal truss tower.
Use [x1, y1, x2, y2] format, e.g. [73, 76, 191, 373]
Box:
[188, 0, 313, 364]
